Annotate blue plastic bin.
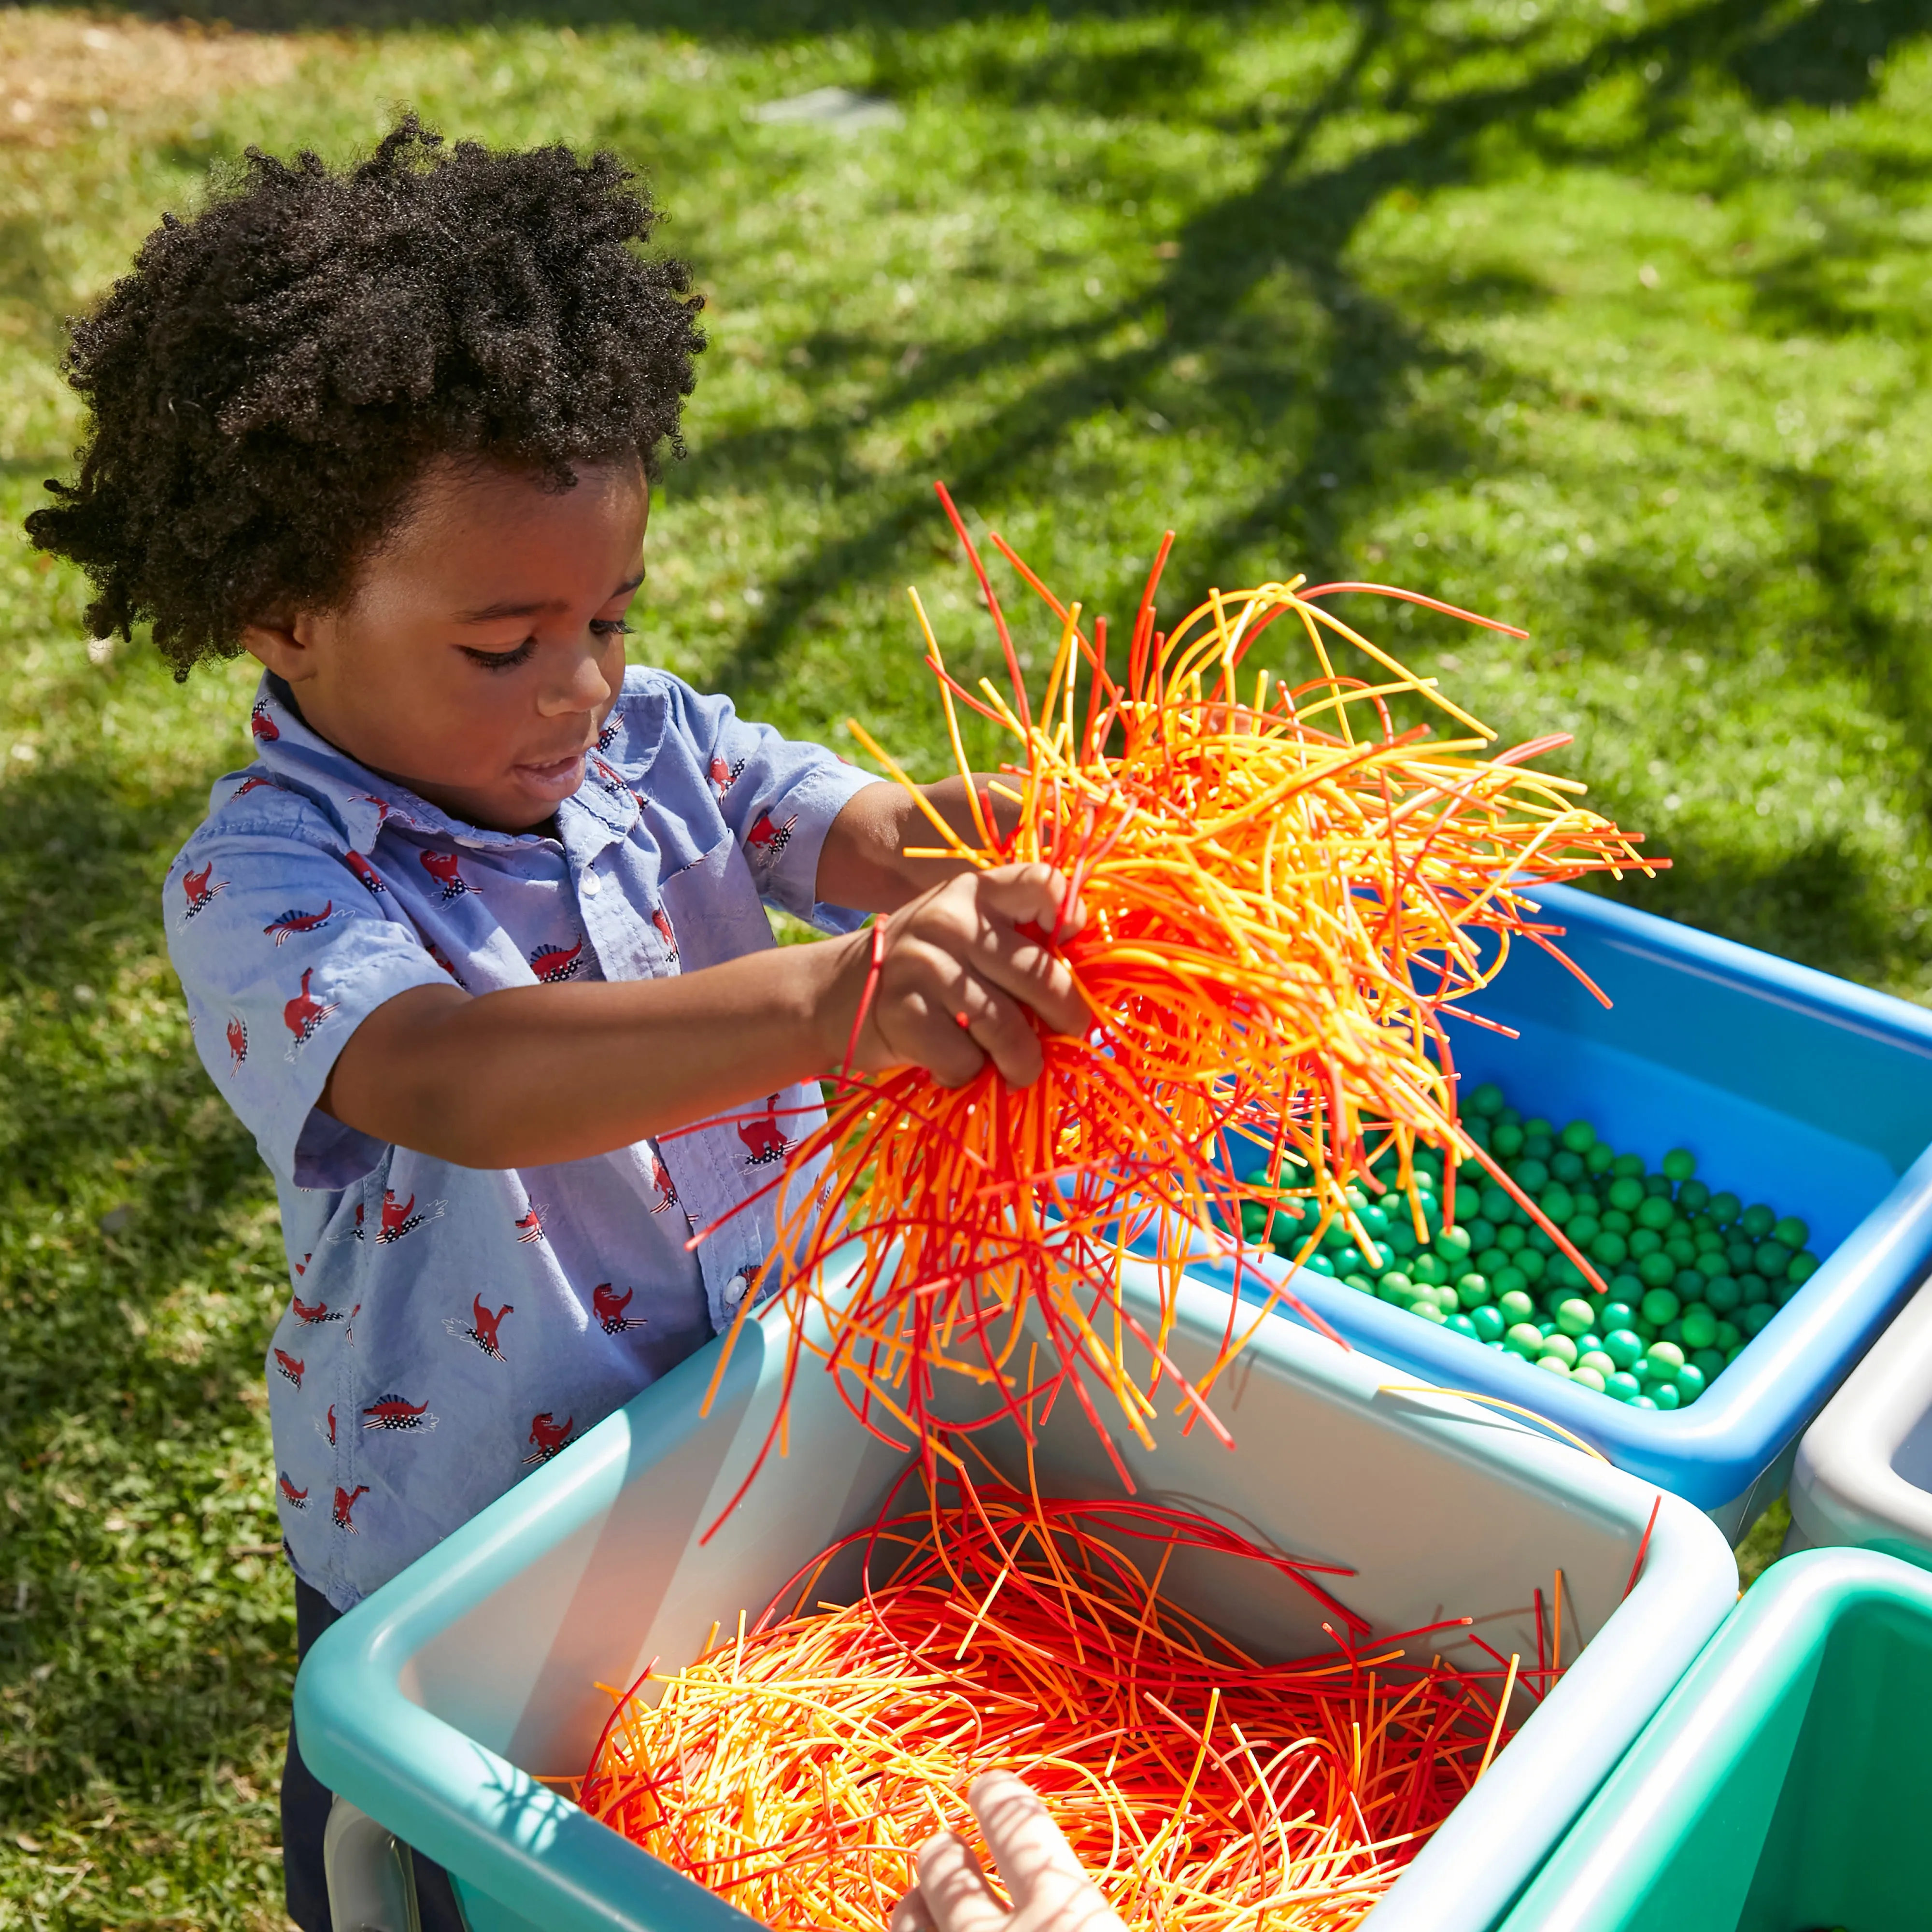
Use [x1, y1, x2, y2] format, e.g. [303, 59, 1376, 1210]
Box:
[1196, 881, 1932, 1537]
[296, 1255, 1736, 1932]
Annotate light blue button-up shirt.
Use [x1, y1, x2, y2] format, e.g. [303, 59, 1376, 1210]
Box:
[165, 669, 876, 1609]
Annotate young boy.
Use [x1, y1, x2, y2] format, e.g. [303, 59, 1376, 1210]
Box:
[28, 120, 1084, 1932]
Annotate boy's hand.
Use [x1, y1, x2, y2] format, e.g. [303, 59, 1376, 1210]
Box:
[827, 864, 1089, 1089]
[889, 1772, 1124, 1932]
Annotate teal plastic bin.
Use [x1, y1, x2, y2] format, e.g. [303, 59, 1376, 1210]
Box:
[1206, 881, 1932, 1537]
[1498, 1546, 1932, 1932]
[296, 1254, 1737, 1932]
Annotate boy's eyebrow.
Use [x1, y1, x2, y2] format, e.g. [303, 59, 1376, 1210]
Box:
[455, 573, 646, 624]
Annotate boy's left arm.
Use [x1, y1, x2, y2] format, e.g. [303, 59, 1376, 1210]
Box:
[815, 776, 1010, 913]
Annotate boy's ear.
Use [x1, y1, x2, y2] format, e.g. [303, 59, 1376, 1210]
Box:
[239, 611, 318, 683]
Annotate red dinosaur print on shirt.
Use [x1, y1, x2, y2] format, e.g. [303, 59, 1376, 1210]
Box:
[293, 1252, 311, 1277]
[362, 1393, 437, 1433]
[708, 754, 746, 802]
[273, 1348, 305, 1389]
[265, 901, 336, 947]
[425, 938, 467, 987]
[513, 1207, 544, 1244]
[745, 811, 797, 861]
[360, 1189, 441, 1245]
[250, 697, 280, 742]
[522, 1412, 576, 1465]
[345, 851, 387, 896]
[593, 1283, 647, 1335]
[597, 720, 620, 752]
[421, 850, 470, 902]
[649, 1152, 678, 1214]
[225, 1016, 248, 1075]
[446, 1295, 512, 1362]
[529, 939, 584, 983]
[278, 1473, 310, 1509]
[181, 861, 227, 921]
[230, 775, 281, 801]
[291, 1293, 341, 1326]
[282, 969, 339, 1053]
[738, 1093, 795, 1168]
[324, 1405, 337, 1447]
[333, 1485, 370, 1532]
[355, 794, 399, 826]
[650, 907, 678, 959]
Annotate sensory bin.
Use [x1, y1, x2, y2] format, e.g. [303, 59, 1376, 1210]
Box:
[1240, 1080, 1823, 1413]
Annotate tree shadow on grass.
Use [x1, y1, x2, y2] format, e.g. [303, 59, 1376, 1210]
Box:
[0, 701, 293, 1807]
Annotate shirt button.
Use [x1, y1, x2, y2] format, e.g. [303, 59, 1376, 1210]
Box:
[580, 867, 601, 896]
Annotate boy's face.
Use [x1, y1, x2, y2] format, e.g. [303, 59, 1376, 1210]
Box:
[242, 455, 648, 833]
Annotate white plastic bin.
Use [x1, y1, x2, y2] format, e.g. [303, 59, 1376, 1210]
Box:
[1786, 1274, 1932, 1567]
[296, 1256, 1737, 1932]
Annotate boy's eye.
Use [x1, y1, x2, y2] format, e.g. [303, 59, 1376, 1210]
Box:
[463, 640, 536, 671]
[591, 619, 632, 639]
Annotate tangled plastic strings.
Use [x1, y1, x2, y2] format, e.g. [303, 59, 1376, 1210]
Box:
[694, 490, 1660, 1498]
[574, 1477, 1553, 1932]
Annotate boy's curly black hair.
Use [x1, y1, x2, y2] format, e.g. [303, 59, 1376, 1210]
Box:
[27, 116, 706, 679]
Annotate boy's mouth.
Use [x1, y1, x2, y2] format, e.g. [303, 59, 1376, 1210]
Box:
[513, 749, 588, 797]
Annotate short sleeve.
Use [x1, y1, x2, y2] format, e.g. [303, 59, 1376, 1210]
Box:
[164, 823, 452, 1190]
[653, 674, 882, 931]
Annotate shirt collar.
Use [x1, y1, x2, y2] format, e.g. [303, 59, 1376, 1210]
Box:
[244, 673, 637, 853]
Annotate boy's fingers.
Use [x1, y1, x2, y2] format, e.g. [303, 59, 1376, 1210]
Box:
[914, 1828, 1008, 1932]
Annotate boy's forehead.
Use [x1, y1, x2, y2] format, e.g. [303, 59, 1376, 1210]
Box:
[386, 456, 649, 611]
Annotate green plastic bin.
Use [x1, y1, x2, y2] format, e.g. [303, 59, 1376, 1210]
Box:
[1497, 1546, 1932, 1932]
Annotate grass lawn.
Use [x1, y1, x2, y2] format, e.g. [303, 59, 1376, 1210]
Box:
[1, 0, 1927, 1922]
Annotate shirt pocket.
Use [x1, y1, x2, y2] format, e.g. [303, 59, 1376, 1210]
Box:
[659, 828, 778, 973]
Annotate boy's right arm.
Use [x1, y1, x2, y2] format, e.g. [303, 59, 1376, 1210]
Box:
[322, 863, 1088, 1169]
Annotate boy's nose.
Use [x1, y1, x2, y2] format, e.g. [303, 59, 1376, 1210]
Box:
[537, 641, 615, 718]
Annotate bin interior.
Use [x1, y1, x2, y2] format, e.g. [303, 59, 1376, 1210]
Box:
[1557, 1586, 1932, 1931]
[1231, 885, 1932, 1254]
[404, 1284, 1636, 1784]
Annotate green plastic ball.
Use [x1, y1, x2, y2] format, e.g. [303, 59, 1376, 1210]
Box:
[1650, 1381, 1682, 1411]
[1491, 1122, 1525, 1158]
[1740, 1302, 1776, 1336]
[1637, 1251, 1678, 1291]
[1378, 1272, 1414, 1305]
[1467, 1082, 1505, 1117]
[1678, 1179, 1711, 1213]
[1773, 1214, 1809, 1250]
[1635, 1195, 1675, 1233]
[1640, 1287, 1681, 1326]
[1305, 1251, 1337, 1276]
[1737, 1272, 1770, 1306]
[1704, 1276, 1742, 1315]
[1645, 1340, 1687, 1375]
[1571, 1365, 1607, 1393]
[1456, 1272, 1493, 1308]
[1787, 1251, 1820, 1286]
[1505, 1322, 1545, 1358]
[1578, 1350, 1617, 1378]
[1498, 1289, 1537, 1325]
[1713, 1321, 1741, 1354]
[1605, 1371, 1643, 1402]
[1534, 1353, 1571, 1377]
[1740, 1203, 1776, 1239]
[1555, 1297, 1596, 1337]
[1590, 1230, 1630, 1267]
[1539, 1333, 1579, 1368]
[1512, 1157, 1550, 1194]
[1754, 1239, 1793, 1278]
[1448, 1313, 1479, 1339]
[1412, 1299, 1449, 1324]
[1604, 1329, 1645, 1370]
[1690, 1347, 1726, 1381]
[1709, 1190, 1742, 1225]
[1470, 1304, 1506, 1343]
[1599, 1301, 1637, 1333]
[1611, 1152, 1646, 1179]
[1674, 1363, 1707, 1403]
[1559, 1120, 1595, 1153]
[1607, 1176, 1645, 1213]
[1662, 1148, 1697, 1182]
[1679, 1306, 1719, 1352]
[1629, 1394, 1658, 1410]
[1413, 1253, 1448, 1286]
